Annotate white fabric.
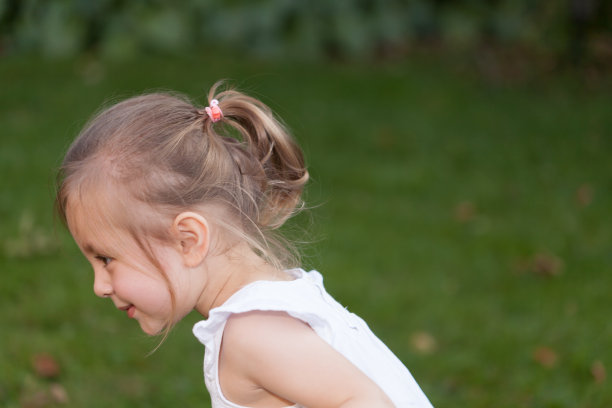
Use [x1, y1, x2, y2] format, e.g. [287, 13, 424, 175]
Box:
[192, 269, 434, 408]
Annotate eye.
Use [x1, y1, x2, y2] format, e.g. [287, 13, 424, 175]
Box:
[95, 255, 113, 266]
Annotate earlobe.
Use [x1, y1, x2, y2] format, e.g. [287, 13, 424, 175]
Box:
[172, 212, 210, 267]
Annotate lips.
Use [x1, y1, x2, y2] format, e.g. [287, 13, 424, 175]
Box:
[119, 304, 136, 318]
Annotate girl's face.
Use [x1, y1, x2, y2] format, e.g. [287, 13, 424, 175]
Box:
[67, 204, 198, 335]
[88, 243, 180, 335]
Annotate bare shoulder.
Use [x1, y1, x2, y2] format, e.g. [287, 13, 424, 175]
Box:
[221, 311, 394, 408]
[218, 311, 313, 407]
[221, 310, 317, 370]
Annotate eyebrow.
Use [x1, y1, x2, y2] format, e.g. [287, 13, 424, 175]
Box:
[82, 243, 98, 255]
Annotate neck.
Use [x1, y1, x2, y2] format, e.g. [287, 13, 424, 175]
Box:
[193, 242, 291, 318]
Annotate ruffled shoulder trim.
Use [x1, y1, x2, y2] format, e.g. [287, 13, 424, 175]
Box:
[192, 269, 333, 346]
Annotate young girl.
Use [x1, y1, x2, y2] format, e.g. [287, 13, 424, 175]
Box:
[55, 83, 434, 408]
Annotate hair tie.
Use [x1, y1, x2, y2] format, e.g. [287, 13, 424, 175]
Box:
[204, 99, 223, 123]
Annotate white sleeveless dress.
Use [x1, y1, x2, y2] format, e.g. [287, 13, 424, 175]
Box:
[192, 269, 434, 408]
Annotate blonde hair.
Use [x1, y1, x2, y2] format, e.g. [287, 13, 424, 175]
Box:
[55, 82, 309, 337]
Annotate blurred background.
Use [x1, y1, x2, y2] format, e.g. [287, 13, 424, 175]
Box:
[1, 1, 611, 407]
[1, 0, 612, 70]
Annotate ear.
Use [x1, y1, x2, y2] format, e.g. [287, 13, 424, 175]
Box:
[172, 212, 210, 267]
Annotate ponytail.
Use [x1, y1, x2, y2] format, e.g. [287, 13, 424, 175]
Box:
[206, 82, 309, 230]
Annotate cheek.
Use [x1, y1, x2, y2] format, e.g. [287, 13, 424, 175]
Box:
[115, 273, 172, 313]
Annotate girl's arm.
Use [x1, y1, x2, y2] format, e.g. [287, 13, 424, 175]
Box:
[220, 311, 395, 408]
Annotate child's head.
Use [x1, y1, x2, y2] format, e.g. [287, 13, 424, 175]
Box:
[56, 82, 308, 334]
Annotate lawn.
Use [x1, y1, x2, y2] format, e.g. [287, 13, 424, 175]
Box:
[1, 53, 611, 408]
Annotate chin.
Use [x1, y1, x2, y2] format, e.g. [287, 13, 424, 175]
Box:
[139, 321, 165, 336]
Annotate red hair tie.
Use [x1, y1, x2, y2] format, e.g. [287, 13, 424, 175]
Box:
[204, 99, 223, 122]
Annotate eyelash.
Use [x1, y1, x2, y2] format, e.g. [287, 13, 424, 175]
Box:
[95, 255, 113, 266]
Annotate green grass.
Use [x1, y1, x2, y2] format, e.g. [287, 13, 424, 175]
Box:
[1, 53, 611, 407]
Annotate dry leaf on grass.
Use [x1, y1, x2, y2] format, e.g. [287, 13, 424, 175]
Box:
[410, 331, 437, 355]
[530, 253, 564, 277]
[533, 346, 558, 368]
[32, 353, 60, 379]
[512, 253, 564, 277]
[591, 360, 606, 384]
[454, 201, 476, 223]
[575, 183, 594, 207]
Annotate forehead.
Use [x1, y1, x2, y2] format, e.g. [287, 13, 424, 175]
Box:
[65, 174, 148, 250]
[65, 192, 122, 253]
[64, 181, 171, 256]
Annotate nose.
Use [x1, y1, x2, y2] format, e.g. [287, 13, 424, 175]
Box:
[93, 267, 113, 298]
